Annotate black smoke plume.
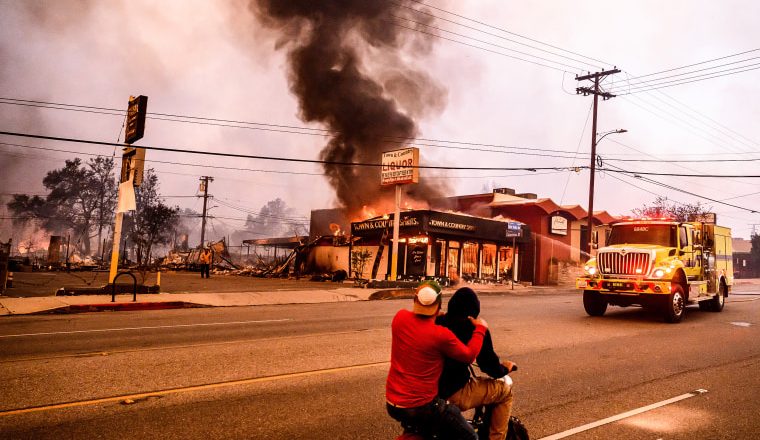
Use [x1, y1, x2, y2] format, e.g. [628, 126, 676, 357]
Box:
[250, 0, 449, 217]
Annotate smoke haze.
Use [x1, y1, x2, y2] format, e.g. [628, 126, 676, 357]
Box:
[249, 0, 450, 217]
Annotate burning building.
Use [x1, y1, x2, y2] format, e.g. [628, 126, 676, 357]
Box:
[350, 210, 527, 284]
[305, 186, 618, 286]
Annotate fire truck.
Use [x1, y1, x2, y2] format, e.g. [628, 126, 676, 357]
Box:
[576, 217, 732, 323]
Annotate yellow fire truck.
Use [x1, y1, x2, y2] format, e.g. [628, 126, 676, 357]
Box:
[577, 218, 732, 323]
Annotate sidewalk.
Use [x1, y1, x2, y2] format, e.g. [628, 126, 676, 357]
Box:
[0, 281, 545, 316]
[0, 288, 380, 316]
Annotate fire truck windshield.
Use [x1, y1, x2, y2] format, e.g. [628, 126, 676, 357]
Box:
[607, 224, 677, 247]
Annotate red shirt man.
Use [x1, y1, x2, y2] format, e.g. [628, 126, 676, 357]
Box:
[386, 281, 487, 439]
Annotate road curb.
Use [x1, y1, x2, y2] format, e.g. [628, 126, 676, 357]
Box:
[368, 288, 416, 300]
[37, 301, 208, 315]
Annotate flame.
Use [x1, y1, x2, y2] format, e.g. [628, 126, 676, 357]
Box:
[362, 205, 378, 219]
[329, 223, 342, 236]
[353, 197, 432, 223]
[15, 227, 52, 255]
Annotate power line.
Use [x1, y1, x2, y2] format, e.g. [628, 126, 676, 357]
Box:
[610, 62, 760, 155]
[596, 171, 759, 225]
[0, 97, 593, 158]
[616, 48, 760, 82]
[399, 1, 754, 159]
[426, 170, 565, 179]
[600, 167, 760, 179]
[0, 131, 585, 172]
[647, 92, 760, 151]
[613, 57, 760, 91]
[616, 64, 760, 95]
[602, 138, 755, 199]
[388, 13, 588, 72]
[213, 198, 309, 222]
[603, 154, 760, 163]
[0, 141, 325, 176]
[601, 172, 715, 218]
[208, 215, 308, 225]
[402, 0, 612, 67]
[601, 163, 758, 213]
[4, 132, 760, 180]
[617, 95, 759, 158]
[387, 20, 572, 74]
[560, 102, 593, 205]
[26, 93, 751, 163]
[618, 88, 760, 155]
[614, 62, 760, 94]
[0, 141, 580, 181]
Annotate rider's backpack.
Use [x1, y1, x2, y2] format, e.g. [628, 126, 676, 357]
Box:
[506, 415, 529, 440]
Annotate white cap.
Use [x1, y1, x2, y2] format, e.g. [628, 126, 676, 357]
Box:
[413, 285, 441, 316]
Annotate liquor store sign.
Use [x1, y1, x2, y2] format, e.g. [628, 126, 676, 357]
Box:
[381, 147, 419, 186]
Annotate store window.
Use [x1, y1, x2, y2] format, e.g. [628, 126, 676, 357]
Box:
[481, 244, 497, 279]
[462, 242, 479, 279]
[448, 241, 460, 282]
[499, 247, 514, 279]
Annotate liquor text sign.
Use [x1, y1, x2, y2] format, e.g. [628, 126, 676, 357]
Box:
[381, 148, 419, 186]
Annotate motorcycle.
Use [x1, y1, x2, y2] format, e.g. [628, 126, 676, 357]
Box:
[394, 366, 528, 440]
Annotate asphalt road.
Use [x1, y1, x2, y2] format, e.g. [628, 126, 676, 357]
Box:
[1, 286, 759, 439]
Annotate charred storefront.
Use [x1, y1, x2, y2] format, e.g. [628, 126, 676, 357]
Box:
[350, 210, 528, 284]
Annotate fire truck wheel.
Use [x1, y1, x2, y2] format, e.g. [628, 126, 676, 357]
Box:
[709, 282, 726, 312]
[583, 290, 607, 316]
[664, 285, 685, 323]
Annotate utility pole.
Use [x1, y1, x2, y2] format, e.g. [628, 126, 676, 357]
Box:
[750, 224, 760, 237]
[199, 176, 214, 247]
[576, 68, 620, 258]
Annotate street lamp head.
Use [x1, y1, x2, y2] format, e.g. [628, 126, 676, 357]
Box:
[596, 128, 628, 143]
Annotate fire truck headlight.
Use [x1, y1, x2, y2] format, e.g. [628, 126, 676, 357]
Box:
[653, 268, 665, 278]
[585, 266, 597, 276]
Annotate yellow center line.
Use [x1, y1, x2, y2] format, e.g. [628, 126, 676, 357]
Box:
[0, 361, 390, 417]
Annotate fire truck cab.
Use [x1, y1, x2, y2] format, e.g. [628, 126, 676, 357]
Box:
[576, 218, 733, 323]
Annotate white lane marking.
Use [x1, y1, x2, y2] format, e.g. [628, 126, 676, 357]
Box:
[537, 389, 708, 440]
[0, 319, 292, 338]
[730, 321, 752, 327]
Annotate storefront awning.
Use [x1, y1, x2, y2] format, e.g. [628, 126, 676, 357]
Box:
[351, 210, 527, 243]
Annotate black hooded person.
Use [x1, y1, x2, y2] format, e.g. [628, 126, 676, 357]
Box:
[436, 287, 517, 440]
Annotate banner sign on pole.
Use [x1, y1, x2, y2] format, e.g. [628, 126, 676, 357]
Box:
[381, 147, 419, 186]
[125, 95, 148, 144]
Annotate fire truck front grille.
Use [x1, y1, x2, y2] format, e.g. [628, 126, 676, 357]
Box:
[598, 252, 650, 276]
